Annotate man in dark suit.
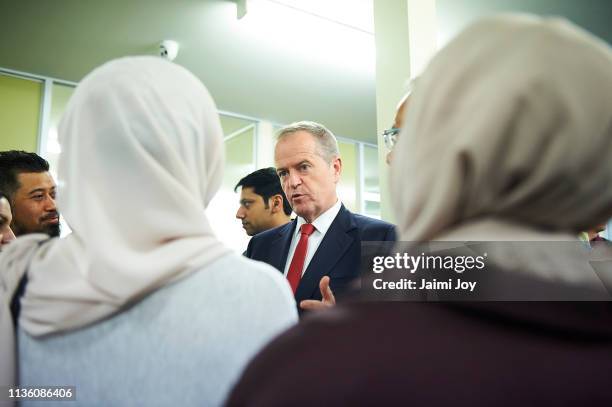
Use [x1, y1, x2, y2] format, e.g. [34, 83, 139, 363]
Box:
[234, 167, 292, 237]
[245, 121, 396, 310]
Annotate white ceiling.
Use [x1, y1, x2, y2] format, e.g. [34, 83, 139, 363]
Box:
[0, 0, 378, 142]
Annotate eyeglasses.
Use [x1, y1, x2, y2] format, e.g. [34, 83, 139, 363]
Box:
[382, 127, 400, 151]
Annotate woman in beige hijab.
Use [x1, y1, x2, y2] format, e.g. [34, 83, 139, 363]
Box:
[390, 15, 612, 243]
[388, 13, 612, 292]
[0, 56, 297, 406]
[226, 15, 612, 406]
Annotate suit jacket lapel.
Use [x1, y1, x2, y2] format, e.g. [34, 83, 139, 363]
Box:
[269, 219, 296, 273]
[295, 205, 356, 301]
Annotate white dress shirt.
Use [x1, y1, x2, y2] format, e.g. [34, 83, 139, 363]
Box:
[283, 199, 343, 277]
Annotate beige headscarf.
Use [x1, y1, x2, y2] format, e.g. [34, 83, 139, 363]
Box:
[391, 14, 612, 243]
[1, 56, 231, 386]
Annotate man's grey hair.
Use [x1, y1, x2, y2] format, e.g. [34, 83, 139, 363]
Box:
[276, 121, 340, 163]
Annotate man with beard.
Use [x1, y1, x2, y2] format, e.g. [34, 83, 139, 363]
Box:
[0, 150, 60, 237]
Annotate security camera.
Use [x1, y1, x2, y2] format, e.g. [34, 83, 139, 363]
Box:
[159, 40, 179, 61]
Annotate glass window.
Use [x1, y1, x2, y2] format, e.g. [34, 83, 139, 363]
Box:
[363, 144, 380, 218]
[206, 113, 257, 253]
[337, 141, 357, 212]
[3, 69, 384, 249]
[46, 83, 76, 179]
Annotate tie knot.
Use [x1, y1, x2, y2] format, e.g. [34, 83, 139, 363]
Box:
[300, 223, 316, 236]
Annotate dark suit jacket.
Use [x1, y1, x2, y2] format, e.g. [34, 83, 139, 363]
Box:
[245, 204, 396, 304]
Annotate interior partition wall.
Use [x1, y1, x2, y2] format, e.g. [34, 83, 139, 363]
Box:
[0, 71, 43, 152]
[0, 66, 382, 252]
[0, 67, 77, 180]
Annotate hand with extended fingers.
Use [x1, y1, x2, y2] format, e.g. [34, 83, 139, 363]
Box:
[299, 275, 336, 311]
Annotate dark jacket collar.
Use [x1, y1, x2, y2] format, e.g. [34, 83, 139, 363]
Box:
[294, 205, 357, 300]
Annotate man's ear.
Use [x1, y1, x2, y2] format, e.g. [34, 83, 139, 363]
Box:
[269, 195, 282, 213]
[332, 156, 342, 183]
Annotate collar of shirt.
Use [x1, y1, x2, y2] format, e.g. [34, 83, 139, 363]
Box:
[283, 199, 343, 277]
[294, 199, 342, 238]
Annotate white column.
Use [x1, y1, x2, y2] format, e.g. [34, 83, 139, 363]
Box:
[373, 0, 437, 222]
[407, 0, 438, 78]
[256, 120, 276, 168]
[38, 78, 52, 157]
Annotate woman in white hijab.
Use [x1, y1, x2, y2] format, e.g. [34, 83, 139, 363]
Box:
[0, 56, 297, 406]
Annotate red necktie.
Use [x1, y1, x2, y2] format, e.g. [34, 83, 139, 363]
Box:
[287, 223, 316, 294]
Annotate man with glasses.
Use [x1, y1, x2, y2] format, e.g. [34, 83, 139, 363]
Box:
[383, 92, 410, 165]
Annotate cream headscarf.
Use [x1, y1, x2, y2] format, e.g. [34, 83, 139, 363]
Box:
[391, 14, 612, 243]
[1, 56, 231, 385]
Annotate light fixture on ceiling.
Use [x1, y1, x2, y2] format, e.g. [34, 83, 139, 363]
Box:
[234, 0, 375, 75]
[235, 0, 373, 34]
